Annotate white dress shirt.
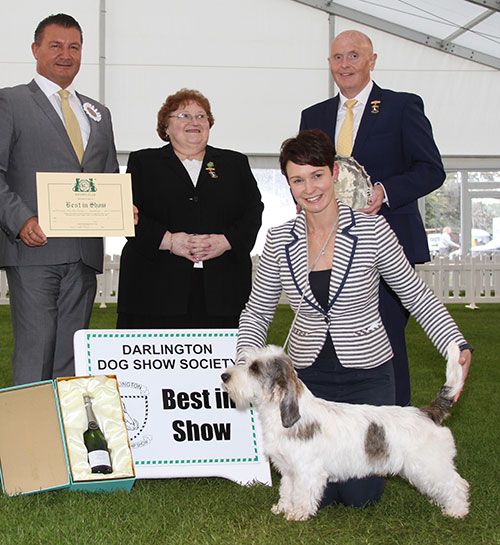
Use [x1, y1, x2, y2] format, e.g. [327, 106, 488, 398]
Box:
[182, 158, 203, 187]
[182, 158, 204, 268]
[334, 80, 373, 149]
[334, 80, 388, 203]
[34, 73, 90, 149]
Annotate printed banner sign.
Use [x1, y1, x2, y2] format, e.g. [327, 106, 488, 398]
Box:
[74, 329, 271, 486]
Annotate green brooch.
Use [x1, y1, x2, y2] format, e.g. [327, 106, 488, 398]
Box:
[205, 161, 218, 179]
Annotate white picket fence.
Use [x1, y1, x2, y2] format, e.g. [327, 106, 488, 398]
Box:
[415, 254, 500, 308]
[0, 254, 122, 307]
[0, 254, 499, 308]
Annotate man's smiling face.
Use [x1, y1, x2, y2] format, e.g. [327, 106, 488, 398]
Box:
[32, 24, 82, 88]
[329, 31, 377, 98]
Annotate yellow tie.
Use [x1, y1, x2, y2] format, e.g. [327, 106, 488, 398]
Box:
[58, 89, 84, 163]
[337, 99, 358, 156]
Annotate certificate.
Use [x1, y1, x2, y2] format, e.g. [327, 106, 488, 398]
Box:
[36, 172, 135, 237]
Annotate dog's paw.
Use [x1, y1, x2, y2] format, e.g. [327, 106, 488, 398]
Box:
[442, 503, 469, 518]
[271, 500, 292, 515]
[271, 503, 284, 515]
[284, 506, 315, 521]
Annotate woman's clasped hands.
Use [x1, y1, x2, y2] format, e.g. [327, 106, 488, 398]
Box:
[161, 231, 231, 263]
[188, 233, 231, 263]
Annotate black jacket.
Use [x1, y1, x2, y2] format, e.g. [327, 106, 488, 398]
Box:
[117, 144, 263, 317]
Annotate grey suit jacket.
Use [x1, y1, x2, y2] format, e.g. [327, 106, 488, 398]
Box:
[0, 79, 118, 272]
[238, 202, 466, 368]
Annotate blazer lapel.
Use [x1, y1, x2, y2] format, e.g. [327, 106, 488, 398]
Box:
[284, 206, 358, 314]
[352, 83, 383, 156]
[328, 202, 357, 309]
[160, 144, 196, 192]
[29, 80, 77, 159]
[78, 93, 98, 164]
[197, 146, 219, 189]
[324, 96, 339, 143]
[284, 213, 325, 315]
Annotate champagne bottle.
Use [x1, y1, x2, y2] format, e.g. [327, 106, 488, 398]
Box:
[83, 396, 113, 474]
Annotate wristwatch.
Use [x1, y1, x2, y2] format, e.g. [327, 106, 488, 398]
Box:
[459, 343, 474, 353]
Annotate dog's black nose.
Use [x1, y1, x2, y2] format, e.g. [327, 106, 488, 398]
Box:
[221, 372, 230, 383]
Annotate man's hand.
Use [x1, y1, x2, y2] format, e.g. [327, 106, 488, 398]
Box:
[19, 217, 47, 247]
[358, 184, 384, 214]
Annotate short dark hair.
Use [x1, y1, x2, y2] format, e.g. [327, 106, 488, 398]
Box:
[34, 14, 83, 45]
[157, 88, 214, 142]
[279, 129, 336, 179]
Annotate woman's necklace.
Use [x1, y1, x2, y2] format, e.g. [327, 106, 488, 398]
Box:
[175, 148, 205, 161]
[307, 215, 339, 272]
[283, 214, 339, 351]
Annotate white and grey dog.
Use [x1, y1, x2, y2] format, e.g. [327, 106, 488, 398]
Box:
[221, 342, 469, 521]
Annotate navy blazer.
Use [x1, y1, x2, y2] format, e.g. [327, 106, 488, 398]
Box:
[238, 203, 465, 369]
[300, 83, 445, 264]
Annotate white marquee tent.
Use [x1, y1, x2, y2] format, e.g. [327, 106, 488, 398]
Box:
[1, 0, 499, 254]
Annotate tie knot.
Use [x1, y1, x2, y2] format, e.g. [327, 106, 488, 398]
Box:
[58, 89, 70, 100]
[345, 99, 357, 110]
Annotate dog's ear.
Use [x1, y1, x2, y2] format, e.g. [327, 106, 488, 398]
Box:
[269, 353, 301, 428]
[280, 389, 301, 428]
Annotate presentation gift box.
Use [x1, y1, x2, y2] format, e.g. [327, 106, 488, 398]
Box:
[0, 375, 135, 496]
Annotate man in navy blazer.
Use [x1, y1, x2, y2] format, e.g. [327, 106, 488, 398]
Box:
[0, 14, 118, 385]
[300, 30, 445, 405]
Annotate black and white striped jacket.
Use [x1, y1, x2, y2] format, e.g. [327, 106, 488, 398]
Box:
[238, 201, 466, 369]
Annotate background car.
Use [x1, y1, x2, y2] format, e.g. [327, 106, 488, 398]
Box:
[470, 239, 500, 257]
[427, 228, 492, 258]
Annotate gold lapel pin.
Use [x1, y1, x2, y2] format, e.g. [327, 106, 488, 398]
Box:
[205, 161, 218, 179]
[370, 100, 381, 114]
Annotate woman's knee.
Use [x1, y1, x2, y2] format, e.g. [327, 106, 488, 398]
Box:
[337, 476, 386, 508]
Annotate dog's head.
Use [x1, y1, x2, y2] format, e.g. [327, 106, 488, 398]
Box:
[221, 345, 302, 428]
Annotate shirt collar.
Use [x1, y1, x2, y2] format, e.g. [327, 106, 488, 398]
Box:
[339, 80, 373, 109]
[34, 73, 78, 100]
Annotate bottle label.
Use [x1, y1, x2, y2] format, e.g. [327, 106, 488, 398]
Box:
[88, 450, 111, 468]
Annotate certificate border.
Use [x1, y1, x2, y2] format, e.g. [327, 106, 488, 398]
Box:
[36, 172, 135, 237]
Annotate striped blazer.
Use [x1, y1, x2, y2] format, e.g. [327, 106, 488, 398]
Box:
[238, 201, 466, 369]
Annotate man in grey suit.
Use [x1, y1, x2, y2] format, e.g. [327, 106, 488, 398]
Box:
[0, 14, 118, 385]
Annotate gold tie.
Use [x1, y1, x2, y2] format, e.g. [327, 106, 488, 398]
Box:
[337, 99, 358, 156]
[58, 89, 84, 163]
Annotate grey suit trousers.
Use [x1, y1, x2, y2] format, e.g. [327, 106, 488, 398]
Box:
[6, 261, 96, 385]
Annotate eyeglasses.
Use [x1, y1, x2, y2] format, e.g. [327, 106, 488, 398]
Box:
[168, 113, 209, 122]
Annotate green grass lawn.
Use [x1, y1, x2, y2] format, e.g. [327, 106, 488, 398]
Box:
[0, 304, 498, 545]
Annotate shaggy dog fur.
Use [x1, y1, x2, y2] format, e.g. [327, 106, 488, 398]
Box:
[221, 342, 469, 521]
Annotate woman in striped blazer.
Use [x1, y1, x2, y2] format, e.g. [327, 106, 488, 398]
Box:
[237, 129, 472, 509]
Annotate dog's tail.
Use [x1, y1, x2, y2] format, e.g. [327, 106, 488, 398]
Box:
[421, 341, 464, 425]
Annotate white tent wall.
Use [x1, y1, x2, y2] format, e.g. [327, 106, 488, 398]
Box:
[0, 1, 101, 97]
[1, 0, 498, 158]
[105, 0, 327, 154]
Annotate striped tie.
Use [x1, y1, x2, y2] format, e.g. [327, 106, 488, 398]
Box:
[337, 99, 358, 156]
[58, 89, 84, 163]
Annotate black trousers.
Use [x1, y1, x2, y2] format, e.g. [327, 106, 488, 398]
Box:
[379, 278, 411, 406]
[297, 351, 395, 509]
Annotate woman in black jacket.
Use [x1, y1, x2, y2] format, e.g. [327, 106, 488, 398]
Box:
[117, 89, 263, 328]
